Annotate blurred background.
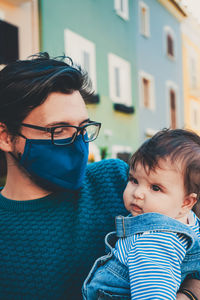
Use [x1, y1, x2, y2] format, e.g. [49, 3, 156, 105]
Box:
[0, 0, 200, 164]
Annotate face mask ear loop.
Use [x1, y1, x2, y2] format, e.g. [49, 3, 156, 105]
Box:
[18, 132, 27, 139]
[8, 132, 27, 161]
[8, 151, 22, 162]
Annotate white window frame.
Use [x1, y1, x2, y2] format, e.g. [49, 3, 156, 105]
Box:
[164, 26, 176, 60]
[112, 145, 132, 159]
[190, 99, 200, 130]
[114, 0, 129, 21]
[139, 70, 155, 110]
[108, 53, 132, 106]
[64, 29, 97, 92]
[165, 81, 179, 128]
[139, 1, 150, 37]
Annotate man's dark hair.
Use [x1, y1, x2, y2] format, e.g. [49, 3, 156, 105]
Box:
[130, 129, 200, 201]
[0, 52, 93, 176]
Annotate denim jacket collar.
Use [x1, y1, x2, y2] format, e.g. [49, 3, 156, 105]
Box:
[115, 212, 200, 252]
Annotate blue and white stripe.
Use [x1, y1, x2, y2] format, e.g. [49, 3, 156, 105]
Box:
[113, 211, 200, 299]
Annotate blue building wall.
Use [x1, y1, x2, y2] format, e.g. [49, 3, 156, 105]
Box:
[133, 0, 184, 142]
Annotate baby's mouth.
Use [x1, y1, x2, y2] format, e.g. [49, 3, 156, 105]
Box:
[131, 203, 143, 213]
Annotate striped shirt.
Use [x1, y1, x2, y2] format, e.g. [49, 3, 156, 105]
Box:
[113, 211, 200, 300]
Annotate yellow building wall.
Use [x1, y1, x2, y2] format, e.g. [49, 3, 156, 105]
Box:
[182, 19, 200, 135]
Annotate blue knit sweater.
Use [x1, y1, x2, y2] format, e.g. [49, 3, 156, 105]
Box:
[0, 159, 128, 299]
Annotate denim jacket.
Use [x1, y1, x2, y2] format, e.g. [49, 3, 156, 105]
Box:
[114, 212, 200, 282]
[83, 213, 200, 299]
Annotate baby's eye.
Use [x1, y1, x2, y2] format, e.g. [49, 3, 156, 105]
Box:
[152, 185, 161, 192]
[128, 175, 138, 184]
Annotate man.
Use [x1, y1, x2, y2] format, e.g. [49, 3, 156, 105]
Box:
[0, 53, 199, 299]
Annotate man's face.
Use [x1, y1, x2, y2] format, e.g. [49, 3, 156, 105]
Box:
[123, 159, 187, 221]
[13, 91, 89, 155]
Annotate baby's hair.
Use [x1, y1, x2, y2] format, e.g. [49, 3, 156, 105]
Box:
[130, 129, 200, 200]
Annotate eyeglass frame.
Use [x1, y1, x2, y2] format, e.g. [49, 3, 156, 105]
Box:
[19, 121, 101, 145]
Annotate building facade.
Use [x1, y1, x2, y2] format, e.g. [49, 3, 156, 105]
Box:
[135, 0, 186, 142]
[40, 0, 139, 162]
[37, 0, 193, 161]
[0, 0, 39, 64]
[181, 16, 200, 135]
[0, 0, 198, 164]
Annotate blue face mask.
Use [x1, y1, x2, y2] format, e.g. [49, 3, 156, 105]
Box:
[18, 134, 89, 191]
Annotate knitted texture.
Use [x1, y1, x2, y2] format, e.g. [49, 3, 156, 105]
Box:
[0, 159, 128, 299]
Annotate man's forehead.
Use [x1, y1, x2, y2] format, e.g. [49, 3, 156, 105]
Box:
[23, 91, 89, 126]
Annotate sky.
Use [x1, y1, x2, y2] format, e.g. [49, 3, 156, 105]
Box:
[182, 0, 200, 22]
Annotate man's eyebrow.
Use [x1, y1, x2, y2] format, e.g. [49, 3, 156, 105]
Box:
[80, 118, 90, 125]
[45, 118, 91, 127]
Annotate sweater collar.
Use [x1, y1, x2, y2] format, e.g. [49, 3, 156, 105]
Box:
[0, 189, 76, 211]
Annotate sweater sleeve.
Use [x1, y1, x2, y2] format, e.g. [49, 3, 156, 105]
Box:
[127, 231, 188, 300]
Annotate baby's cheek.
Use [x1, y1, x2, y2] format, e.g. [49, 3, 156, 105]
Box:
[123, 185, 130, 200]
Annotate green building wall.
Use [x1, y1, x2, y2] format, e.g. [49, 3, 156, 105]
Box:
[39, 0, 139, 160]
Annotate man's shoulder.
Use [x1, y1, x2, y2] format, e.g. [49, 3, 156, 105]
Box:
[86, 158, 128, 177]
[81, 159, 128, 222]
[83, 159, 128, 205]
[85, 159, 128, 188]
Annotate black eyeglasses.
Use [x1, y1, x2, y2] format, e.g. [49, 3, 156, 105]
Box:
[20, 121, 101, 146]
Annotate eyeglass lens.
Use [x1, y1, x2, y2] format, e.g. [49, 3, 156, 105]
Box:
[53, 123, 100, 145]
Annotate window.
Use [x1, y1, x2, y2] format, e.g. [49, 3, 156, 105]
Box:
[64, 29, 97, 91]
[139, 1, 150, 37]
[188, 49, 198, 90]
[0, 20, 19, 64]
[108, 53, 132, 106]
[139, 71, 155, 110]
[190, 100, 200, 130]
[114, 0, 129, 20]
[164, 26, 175, 59]
[169, 89, 176, 129]
[112, 145, 132, 164]
[166, 81, 179, 128]
[83, 50, 90, 74]
[114, 67, 120, 97]
[142, 78, 150, 107]
[167, 34, 174, 57]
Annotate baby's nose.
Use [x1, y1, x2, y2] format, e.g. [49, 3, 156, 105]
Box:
[133, 187, 145, 200]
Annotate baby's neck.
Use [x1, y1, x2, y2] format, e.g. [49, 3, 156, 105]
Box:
[176, 213, 189, 225]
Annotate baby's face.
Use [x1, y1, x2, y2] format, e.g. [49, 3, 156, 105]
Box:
[123, 159, 187, 221]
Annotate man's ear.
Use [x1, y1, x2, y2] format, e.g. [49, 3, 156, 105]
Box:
[0, 123, 13, 152]
[182, 193, 197, 212]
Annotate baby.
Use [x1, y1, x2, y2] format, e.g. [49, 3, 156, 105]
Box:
[83, 129, 200, 300]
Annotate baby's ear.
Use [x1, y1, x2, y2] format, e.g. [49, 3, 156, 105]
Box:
[182, 193, 197, 211]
